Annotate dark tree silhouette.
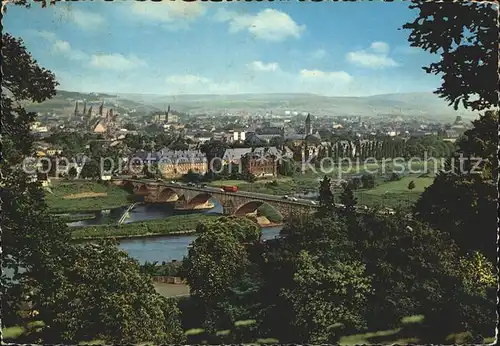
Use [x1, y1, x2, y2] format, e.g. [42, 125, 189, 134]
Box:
[402, 1, 498, 110]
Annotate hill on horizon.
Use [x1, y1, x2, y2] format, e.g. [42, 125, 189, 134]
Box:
[26, 90, 477, 121]
[117, 91, 476, 120]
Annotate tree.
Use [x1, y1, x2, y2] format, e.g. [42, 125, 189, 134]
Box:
[280, 251, 371, 343]
[1, 33, 69, 328]
[269, 136, 284, 148]
[402, 1, 497, 111]
[348, 177, 362, 190]
[407, 180, 416, 191]
[277, 158, 295, 177]
[67, 166, 78, 179]
[361, 174, 375, 189]
[39, 242, 184, 344]
[389, 172, 401, 181]
[123, 122, 137, 131]
[260, 216, 369, 343]
[181, 217, 260, 336]
[80, 159, 100, 179]
[182, 217, 257, 301]
[317, 176, 335, 216]
[1, 32, 184, 344]
[182, 169, 202, 183]
[355, 214, 496, 341]
[414, 111, 498, 261]
[339, 184, 357, 215]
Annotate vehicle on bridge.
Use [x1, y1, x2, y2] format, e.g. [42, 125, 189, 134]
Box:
[221, 185, 238, 193]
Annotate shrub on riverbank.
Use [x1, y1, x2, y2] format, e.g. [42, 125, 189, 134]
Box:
[71, 214, 219, 240]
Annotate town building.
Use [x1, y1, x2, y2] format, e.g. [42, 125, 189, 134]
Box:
[241, 152, 278, 179]
[222, 147, 283, 165]
[157, 149, 208, 179]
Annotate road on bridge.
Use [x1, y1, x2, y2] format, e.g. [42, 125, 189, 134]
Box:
[120, 178, 393, 214]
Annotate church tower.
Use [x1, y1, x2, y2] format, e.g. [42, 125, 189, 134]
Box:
[165, 105, 170, 123]
[305, 113, 312, 136]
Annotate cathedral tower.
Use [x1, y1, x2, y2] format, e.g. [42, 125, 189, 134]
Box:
[305, 113, 312, 136]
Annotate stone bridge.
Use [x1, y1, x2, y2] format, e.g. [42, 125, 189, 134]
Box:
[115, 179, 318, 220]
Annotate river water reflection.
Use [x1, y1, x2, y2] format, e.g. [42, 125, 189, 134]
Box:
[67, 199, 282, 264]
[119, 226, 283, 264]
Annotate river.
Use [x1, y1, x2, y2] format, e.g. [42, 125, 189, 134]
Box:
[66, 199, 283, 264]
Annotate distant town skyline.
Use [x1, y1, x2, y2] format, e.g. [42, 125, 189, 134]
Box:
[5, 1, 444, 96]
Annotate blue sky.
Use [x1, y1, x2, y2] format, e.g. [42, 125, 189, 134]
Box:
[4, 0, 443, 96]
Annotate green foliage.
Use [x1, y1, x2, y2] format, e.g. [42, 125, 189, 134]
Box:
[355, 214, 496, 340]
[139, 260, 183, 277]
[183, 218, 251, 300]
[317, 176, 335, 216]
[80, 159, 100, 179]
[361, 174, 375, 189]
[71, 214, 218, 240]
[280, 251, 372, 343]
[389, 172, 401, 181]
[277, 158, 296, 177]
[38, 242, 184, 344]
[414, 111, 498, 261]
[67, 167, 78, 179]
[1, 32, 185, 344]
[339, 184, 357, 216]
[403, 1, 497, 110]
[182, 169, 202, 183]
[407, 180, 415, 191]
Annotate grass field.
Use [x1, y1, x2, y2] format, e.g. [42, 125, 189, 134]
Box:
[352, 176, 434, 209]
[45, 181, 131, 213]
[153, 283, 190, 298]
[362, 176, 434, 195]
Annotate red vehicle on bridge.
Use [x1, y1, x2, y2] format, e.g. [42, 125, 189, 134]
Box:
[221, 185, 238, 193]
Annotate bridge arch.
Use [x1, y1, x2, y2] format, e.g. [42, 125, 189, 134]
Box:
[233, 200, 284, 223]
[186, 193, 220, 206]
[157, 187, 179, 202]
[135, 184, 149, 195]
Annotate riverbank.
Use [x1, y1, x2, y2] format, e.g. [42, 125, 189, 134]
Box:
[45, 181, 131, 213]
[55, 213, 97, 223]
[71, 214, 219, 240]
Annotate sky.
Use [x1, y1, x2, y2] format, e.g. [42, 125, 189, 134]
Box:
[4, 0, 444, 96]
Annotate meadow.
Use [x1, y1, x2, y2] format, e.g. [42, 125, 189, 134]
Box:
[45, 181, 131, 213]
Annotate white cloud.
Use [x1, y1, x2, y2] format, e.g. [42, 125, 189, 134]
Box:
[310, 49, 327, 60]
[246, 61, 280, 72]
[50, 40, 88, 61]
[299, 69, 353, 83]
[346, 41, 398, 69]
[130, 1, 205, 25]
[165, 74, 241, 94]
[52, 40, 71, 53]
[56, 8, 105, 30]
[370, 41, 390, 54]
[89, 54, 147, 70]
[215, 8, 305, 42]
